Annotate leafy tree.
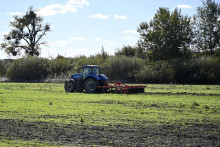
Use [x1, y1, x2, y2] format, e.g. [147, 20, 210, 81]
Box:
[96, 46, 109, 61]
[138, 8, 193, 61]
[115, 45, 136, 57]
[1, 7, 50, 56]
[194, 0, 220, 55]
[135, 43, 146, 59]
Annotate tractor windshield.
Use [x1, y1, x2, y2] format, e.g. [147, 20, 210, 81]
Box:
[83, 66, 100, 78]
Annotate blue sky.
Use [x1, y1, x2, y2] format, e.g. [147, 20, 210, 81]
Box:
[0, 0, 217, 59]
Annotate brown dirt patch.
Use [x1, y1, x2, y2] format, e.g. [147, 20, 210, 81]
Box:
[0, 119, 219, 146]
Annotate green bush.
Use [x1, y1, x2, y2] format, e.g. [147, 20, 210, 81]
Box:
[0, 59, 13, 77]
[6, 57, 50, 81]
[134, 61, 175, 83]
[0, 60, 6, 77]
[173, 56, 220, 84]
[49, 56, 74, 77]
[102, 56, 143, 82]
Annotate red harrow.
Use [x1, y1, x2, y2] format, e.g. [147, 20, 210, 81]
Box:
[99, 82, 146, 94]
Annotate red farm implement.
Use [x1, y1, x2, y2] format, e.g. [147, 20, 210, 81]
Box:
[99, 82, 146, 94]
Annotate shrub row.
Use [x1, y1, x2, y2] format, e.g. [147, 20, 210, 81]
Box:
[135, 57, 220, 84]
[5, 57, 74, 81]
[1, 56, 219, 84]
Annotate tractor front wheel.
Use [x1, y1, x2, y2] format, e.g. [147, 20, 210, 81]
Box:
[65, 80, 76, 92]
[84, 78, 99, 93]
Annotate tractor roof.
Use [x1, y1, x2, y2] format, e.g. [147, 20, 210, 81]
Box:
[83, 65, 100, 68]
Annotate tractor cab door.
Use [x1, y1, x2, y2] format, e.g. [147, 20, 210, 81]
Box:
[83, 67, 91, 79]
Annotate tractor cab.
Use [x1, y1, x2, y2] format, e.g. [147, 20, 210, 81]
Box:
[83, 65, 100, 79]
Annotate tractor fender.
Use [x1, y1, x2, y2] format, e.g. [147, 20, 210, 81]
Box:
[100, 74, 108, 80]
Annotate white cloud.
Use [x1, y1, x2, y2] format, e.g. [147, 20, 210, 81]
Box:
[37, 4, 68, 16]
[123, 29, 137, 34]
[37, 0, 89, 16]
[67, 0, 89, 7]
[90, 14, 110, 19]
[6, 12, 23, 15]
[123, 37, 138, 40]
[114, 14, 127, 19]
[177, 4, 193, 9]
[70, 36, 87, 41]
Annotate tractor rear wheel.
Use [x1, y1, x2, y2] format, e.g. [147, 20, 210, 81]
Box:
[84, 78, 99, 93]
[65, 80, 76, 92]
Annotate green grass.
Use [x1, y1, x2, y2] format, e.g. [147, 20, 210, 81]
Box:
[0, 83, 219, 125]
[0, 139, 54, 147]
[0, 83, 220, 146]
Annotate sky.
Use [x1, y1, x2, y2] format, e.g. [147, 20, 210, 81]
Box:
[0, 0, 218, 59]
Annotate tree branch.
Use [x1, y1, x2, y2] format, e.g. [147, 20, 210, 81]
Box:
[35, 29, 46, 44]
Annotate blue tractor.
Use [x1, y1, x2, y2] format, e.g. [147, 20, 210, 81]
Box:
[65, 65, 108, 93]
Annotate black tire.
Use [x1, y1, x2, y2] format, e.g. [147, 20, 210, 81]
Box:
[84, 78, 99, 93]
[65, 80, 76, 92]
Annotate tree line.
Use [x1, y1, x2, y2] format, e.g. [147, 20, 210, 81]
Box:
[0, 53, 219, 84]
[0, 0, 219, 84]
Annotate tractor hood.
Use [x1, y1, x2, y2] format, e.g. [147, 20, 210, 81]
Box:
[71, 73, 82, 79]
[85, 74, 108, 81]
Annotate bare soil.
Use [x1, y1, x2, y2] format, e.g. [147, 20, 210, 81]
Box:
[0, 119, 219, 146]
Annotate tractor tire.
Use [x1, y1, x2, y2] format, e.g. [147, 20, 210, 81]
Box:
[65, 80, 76, 92]
[84, 78, 99, 93]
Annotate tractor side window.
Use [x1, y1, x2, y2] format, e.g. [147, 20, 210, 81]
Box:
[93, 67, 99, 76]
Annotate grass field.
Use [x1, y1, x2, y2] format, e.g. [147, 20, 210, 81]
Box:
[0, 83, 220, 146]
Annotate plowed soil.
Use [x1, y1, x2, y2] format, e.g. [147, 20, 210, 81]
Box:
[0, 119, 219, 146]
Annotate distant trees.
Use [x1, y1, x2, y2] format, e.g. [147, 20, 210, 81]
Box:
[96, 46, 109, 61]
[1, 7, 50, 56]
[115, 45, 136, 57]
[138, 8, 193, 61]
[3, 55, 219, 84]
[193, 0, 220, 55]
